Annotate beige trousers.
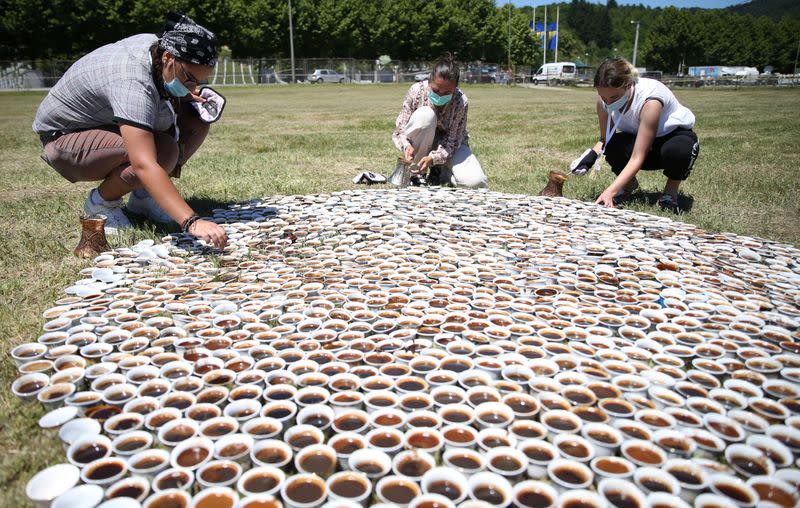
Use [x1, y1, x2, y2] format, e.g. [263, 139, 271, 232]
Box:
[390, 106, 487, 188]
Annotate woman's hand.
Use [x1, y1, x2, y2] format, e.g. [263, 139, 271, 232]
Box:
[187, 86, 207, 103]
[595, 188, 617, 208]
[417, 155, 434, 174]
[404, 145, 415, 162]
[189, 219, 228, 249]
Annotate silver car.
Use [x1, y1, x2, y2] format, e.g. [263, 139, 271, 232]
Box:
[307, 69, 349, 83]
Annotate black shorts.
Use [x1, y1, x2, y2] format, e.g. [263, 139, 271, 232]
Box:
[604, 128, 699, 181]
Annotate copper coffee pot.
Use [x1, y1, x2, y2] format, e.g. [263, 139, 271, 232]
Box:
[538, 171, 569, 197]
[74, 215, 111, 258]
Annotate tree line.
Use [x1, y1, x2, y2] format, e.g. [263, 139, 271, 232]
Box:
[1, 0, 798, 73]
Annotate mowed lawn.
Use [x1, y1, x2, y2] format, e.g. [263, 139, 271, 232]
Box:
[0, 84, 798, 505]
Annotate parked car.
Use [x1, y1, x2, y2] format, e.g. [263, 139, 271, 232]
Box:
[307, 69, 349, 83]
[275, 68, 307, 83]
[464, 66, 499, 84]
[414, 70, 430, 82]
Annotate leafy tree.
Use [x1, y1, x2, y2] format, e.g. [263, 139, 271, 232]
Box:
[1, 0, 798, 74]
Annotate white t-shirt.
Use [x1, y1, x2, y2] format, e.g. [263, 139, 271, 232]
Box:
[611, 77, 695, 137]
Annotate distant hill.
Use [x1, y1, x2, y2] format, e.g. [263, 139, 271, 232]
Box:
[727, 0, 800, 21]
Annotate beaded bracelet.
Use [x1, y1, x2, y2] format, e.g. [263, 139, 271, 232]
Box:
[181, 214, 201, 233]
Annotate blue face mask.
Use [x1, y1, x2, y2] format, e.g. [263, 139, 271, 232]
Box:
[603, 90, 629, 114]
[428, 90, 453, 107]
[164, 61, 190, 97]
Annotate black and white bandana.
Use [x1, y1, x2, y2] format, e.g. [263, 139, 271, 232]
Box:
[158, 12, 218, 67]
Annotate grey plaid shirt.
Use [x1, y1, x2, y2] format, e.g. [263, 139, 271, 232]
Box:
[33, 34, 175, 136]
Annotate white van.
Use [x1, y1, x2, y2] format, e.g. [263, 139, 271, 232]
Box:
[530, 62, 576, 84]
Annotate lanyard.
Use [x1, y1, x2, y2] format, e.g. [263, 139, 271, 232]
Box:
[602, 111, 620, 156]
[602, 85, 634, 156]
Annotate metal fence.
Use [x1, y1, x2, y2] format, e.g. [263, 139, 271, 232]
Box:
[0, 58, 514, 89]
[2, 57, 798, 90]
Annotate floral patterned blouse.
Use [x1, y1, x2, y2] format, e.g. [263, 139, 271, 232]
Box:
[392, 80, 470, 166]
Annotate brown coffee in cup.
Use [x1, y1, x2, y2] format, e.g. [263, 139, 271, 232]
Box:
[380, 478, 419, 504]
[71, 442, 109, 464]
[595, 457, 630, 475]
[443, 426, 476, 444]
[427, 479, 462, 501]
[156, 470, 192, 490]
[714, 481, 755, 504]
[604, 489, 642, 508]
[408, 431, 441, 450]
[638, 475, 671, 493]
[407, 415, 438, 428]
[148, 491, 189, 508]
[553, 464, 588, 486]
[201, 462, 239, 484]
[370, 431, 401, 448]
[108, 482, 145, 499]
[176, 445, 210, 468]
[354, 460, 385, 475]
[516, 484, 554, 508]
[472, 483, 507, 504]
[447, 452, 481, 470]
[194, 491, 236, 508]
[255, 445, 289, 465]
[625, 445, 661, 465]
[329, 473, 369, 498]
[285, 476, 326, 504]
[85, 459, 124, 481]
[243, 470, 281, 493]
[300, 449, 336, 477]
[490, 452, 523, 472]
[164, 424, 196, 443]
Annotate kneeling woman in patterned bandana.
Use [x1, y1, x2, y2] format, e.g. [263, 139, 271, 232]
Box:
[33, 12, 228, 247]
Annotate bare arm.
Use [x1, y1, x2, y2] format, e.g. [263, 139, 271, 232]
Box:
[393, 87, 416, 153]
[595, 100, 662, 207]
[120, 124, 228, 247]
[593, 98, 609, 154]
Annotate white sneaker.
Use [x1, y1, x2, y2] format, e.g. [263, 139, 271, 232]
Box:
[127, 190, 173, 223]
[83, 189, 132, 235]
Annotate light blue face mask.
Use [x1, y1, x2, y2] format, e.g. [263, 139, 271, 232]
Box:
[428, 90, 453, 107]
[164, 61, 190, 97]
[603, 90, 629, 114]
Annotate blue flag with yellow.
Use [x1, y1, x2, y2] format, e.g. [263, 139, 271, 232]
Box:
[530, 21, 558, 50]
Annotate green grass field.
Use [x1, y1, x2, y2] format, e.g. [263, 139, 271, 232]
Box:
[0, 84, 799, 505]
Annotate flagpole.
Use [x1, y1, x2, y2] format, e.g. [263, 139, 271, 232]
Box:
[288, 0, 295, 83]
[508, 3, 512, 70]
[543, 4, 547, 66]
[555, 5, 559, 62]
[532, 3, 536, 71]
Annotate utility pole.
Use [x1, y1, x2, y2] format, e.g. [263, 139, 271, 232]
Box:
[508, 3, 512, 70]
[631, 20, 641, 68]
[555, 6, 559, 63]
[795, 37, 800, 75]
[288, 0, 296, 83]
[532, 4, 536, 68]
[543, 4, 547, 66]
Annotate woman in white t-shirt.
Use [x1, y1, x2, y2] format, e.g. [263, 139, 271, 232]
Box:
[570, 58, 699, 211]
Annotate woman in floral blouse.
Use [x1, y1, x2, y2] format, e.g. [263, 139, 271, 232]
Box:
[390, 53, 487, 188]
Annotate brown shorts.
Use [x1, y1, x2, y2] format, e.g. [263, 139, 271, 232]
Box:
[40, 104, 209, 188]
